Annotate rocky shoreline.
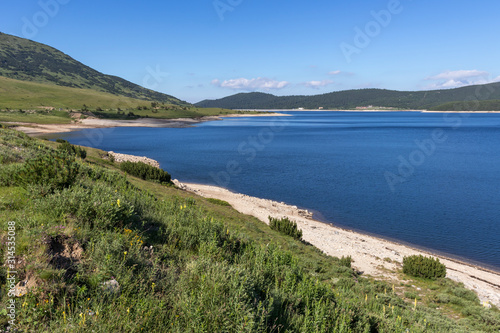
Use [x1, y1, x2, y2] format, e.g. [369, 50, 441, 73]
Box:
[108, 151, 160, 168]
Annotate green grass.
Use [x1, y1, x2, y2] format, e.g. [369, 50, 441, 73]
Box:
[92, 106, 237, 120]
[0, 76, 155, 111]
[0, 76, 242, 123]
[206, 198, 232, 206]
[0, 110, 73, 124]
[0, 32, 186, 105]
[1, 127, 499, 332]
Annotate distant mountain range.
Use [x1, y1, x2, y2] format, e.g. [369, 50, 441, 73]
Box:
[0, 32, 188, 106]
[195, 84, 500, 111]
[2, 32, 500, 112]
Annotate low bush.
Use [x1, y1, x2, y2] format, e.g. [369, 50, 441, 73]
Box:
[404, 291, 419, 300]
[56, 139, 87, 159]
[268, 216, 302, 240]
[206, 198, 231, 206]
[339, 255, 352, 268]
[14, 151, 80, 193]
[120, 161, 171, 184]
[403, 255, 446, 280]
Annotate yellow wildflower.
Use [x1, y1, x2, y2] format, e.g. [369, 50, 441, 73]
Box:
[117, 199, 121, 207]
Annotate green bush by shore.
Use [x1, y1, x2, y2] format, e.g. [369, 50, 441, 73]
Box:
[120, 160, 171, 184]
[403, 255, 447, 280]
[269, 216, 303, 240]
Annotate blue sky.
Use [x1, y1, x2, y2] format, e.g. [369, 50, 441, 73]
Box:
[1, 0, 500, 103]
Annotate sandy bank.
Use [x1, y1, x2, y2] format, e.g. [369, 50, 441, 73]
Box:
[8, 112, 289, 136]
[174, 180, 500, 307]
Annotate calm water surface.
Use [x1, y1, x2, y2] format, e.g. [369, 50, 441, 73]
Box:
[55, 112, 500, 270]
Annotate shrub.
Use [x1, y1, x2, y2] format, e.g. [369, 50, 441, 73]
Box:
[120, 161, 171, 184]
[402, 255, 446, 280]
[56, 139, 87, 159]
[404, 291, 419, 300]
[268, 216, 302, 240]
[451, 286, 479, 302]
[206, 198, 231, 206]
[435, 293, 450, 304]
[15, 151, 80, 192]
[339, 255, 352, 268]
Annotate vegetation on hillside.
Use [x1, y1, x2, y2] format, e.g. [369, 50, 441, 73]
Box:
[0, 76, 154, 111]
[120, 161, 171, 184]
[0, 127, 499, 332]
[0, 32, 187, 106]
[0, 76, 235, 123]
[403, 255, 447, 280]
[56, 139, 87, 159]
[195, 83, 500, 110]
[430, 99, 500, 111]
[269, 216, 303, 240]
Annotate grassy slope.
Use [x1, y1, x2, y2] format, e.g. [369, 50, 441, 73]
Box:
[0, 76, 155, 110]
[0, 128, 499, 332]
[0, 76, 236, 122]
[0, 32, 187, 105]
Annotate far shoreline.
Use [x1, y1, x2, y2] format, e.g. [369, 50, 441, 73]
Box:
[234, 108, 500, 113]
[6, 112, 291, 136]
[7, 109, 500, 136]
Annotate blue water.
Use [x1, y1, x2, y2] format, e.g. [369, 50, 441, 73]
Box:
[54, 112, 500, 270]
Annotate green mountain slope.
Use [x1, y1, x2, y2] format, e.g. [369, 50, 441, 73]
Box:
[0, 75, 154, 110]
[0, 32, 187, 105]
[195, 83, 500, 110]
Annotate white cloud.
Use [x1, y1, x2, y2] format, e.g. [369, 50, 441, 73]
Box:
[211, 77, 289, 91]
[427, 70, 488, 81]
[424, 70, 497, 89]
[303, 80, 334, 89]
[327, 70, 354, 76]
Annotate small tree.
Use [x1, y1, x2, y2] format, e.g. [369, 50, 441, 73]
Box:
[56, 139, 87, 159]
[403, 255, 446, 280]
[269, 216, 302, 240]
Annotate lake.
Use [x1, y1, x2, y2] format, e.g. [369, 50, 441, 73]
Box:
[54, 111, 500, 270]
